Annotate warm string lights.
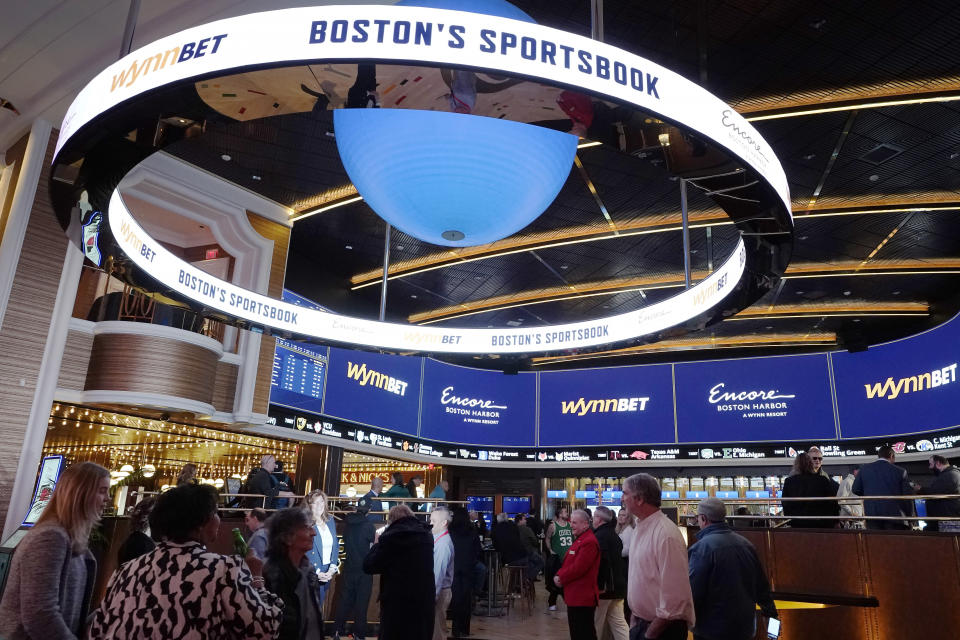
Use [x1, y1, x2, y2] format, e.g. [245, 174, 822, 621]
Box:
[44, 403, 299, 485]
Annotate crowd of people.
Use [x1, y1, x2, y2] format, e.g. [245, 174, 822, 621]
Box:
[777, 446, 960, 531]
[2, 449, 959, 640]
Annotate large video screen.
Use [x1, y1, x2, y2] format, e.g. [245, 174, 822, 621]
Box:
[832, 319, 960, 439]
[539, 364, 675, 446]
[323, 347, 422, 437]
[270, 312, 960, 449]
[420, 359, 536, 446]
[674, 354, 837, 443]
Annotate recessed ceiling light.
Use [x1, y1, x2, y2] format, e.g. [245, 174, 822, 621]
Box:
[602, 305, 610, 309]
[852, 318, 861, 322]
[765, 325, 773, 330]
[474, 275, 483, 280]
[251, 175, 261, 181]
[560, 265, 569, 270]
[410, 294, 417, 299]
[803, 153, 816, 160]
[892, 290, 901, 295]
[868, 174, 880, 182]
[220, 154, 231, 161]
[345, 244, 353, 250]
[843, 290, 852, 296]
[795, 290, 805, 295]
[798, 235, 808, 240]
[396, 245, 404, 250]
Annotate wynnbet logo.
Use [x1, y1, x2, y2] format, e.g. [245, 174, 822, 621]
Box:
[346, 362, 408, 396]
[561, 397, 649, 416]
[864, 363, 957, 400]
[110, 34, 227, 92]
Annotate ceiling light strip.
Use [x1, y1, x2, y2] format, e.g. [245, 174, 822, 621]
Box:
[744, 93, 960, 122]
[350, 203, 960, 289]
[413, 264, 956, 324]
[290, 195, 364, 222]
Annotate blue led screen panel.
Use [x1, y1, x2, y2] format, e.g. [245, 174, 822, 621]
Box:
[420, 359, 536, 446]
[323, 347, 422, 437]
[832, 316, 960, 439]
[538, 365, 675, 446]
[674, 354, 836, 443]
[502, 496, 531, 515]
[268, 290, 330, 413]
[269, 338, 327, 414]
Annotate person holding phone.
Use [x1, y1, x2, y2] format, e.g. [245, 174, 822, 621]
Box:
[687, 498, 777, 640]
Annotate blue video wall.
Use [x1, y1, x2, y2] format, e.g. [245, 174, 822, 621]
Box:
[269, 305, 960, 448]
[539, 364, 675, 446]
[674, 354, 837, 443]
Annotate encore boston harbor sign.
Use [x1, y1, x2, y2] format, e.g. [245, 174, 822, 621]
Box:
[50, 2, 793, 356]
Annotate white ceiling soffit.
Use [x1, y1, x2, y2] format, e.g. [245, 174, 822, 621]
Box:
[0, 0, 396, 151]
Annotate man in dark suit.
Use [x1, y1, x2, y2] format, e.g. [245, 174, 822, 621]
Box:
[362, 476, 385, 521]
[852, 445, 915, 530]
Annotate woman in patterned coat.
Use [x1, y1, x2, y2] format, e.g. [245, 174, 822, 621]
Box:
[88, 484, 282, 639]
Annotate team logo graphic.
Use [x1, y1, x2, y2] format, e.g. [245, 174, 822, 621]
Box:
[295, 417, 307, 431]
[891, 442, 907, 454]
[916, 440, 934, 452]
[629, 450, 648, 460]
[537, 452, 548, 461]
[700, 448, 715, 459]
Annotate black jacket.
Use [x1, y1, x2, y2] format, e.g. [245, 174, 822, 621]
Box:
[491, 520, 526, 564]
[450, 524, 482, 579]
[342, 511, 376, 574]
[117, 530, 155, 565]
[363, 515, 434, 640]
[263, 555, 323, 640]
[245, 468, 279, 509]
[688, 524, 776, 640]
[782, 472, 840, 528]
[926, 465, 960, 524]
[593, 521, 626, 600]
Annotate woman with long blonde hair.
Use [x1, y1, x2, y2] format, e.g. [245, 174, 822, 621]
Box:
[0, 461, 110, 639]
[303, 489, 340, 610]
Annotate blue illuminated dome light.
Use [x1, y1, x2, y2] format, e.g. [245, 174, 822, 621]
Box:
[334, 0, 578, 247]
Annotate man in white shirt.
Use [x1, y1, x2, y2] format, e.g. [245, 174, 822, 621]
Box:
[622, 473, 695, 640]
[431, 506, 455, 640]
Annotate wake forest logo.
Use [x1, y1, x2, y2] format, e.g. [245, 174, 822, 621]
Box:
[864, 363, 957, 400]
[708, 382, 795, 419]
[560, 397, 649, 416]
[346, 361, 409, 396]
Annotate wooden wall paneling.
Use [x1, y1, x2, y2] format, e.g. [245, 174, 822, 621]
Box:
[57, 329, 93, 391]
[0, 134, 66, 523]
[212, 361, 238, 412]
[864, 533, 960, 639]
[769, 529, 867, 595]
[0, 133, 29, 242]
[85, 334, 219, 403]
[245, 211, 290, 416]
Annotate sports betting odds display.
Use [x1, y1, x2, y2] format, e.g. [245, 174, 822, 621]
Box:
[270, 311, 960, 450]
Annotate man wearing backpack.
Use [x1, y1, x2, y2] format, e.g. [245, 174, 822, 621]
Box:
[244, 454, 292, 509]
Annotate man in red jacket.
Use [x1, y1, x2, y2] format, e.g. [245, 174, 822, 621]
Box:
[554, 509, 601, 640]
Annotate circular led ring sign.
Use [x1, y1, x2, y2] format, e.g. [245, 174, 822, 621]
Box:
[52, 4, 791, 356]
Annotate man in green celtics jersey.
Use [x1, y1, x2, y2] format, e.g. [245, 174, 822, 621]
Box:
[545, 505, 574, 610]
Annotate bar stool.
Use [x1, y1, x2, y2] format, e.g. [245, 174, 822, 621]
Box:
[503, 563, 534, 617]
